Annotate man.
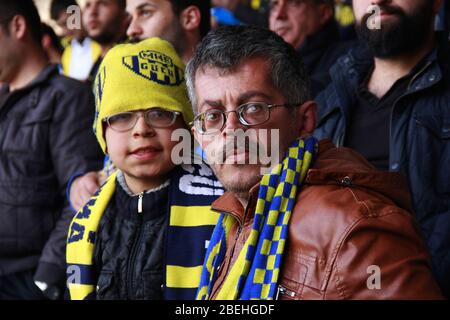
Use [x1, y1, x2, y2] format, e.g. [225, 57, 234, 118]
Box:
[314, 0, 450, 296]
[82, 0, 129, 80]
[69, 0, 211, 211]
[127, 0, 210, 64]
[269, 0, 353, 96]
[50, 0, 103, 81]
[186, 25, 442, 299]
[0, 0, 103, 299]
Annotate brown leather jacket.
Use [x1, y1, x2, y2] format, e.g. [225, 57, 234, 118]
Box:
[209, 140, 443, 300]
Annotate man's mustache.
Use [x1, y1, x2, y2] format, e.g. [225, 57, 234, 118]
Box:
[205, 136, 266, 164]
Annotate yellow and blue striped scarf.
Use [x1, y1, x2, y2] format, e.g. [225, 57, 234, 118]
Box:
[196, 137, 318, 300]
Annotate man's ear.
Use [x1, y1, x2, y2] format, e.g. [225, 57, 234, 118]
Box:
[297, 101, 317, 137]
[180, 6, 201, 32]
[41, 34, 51, 50]
[9, 15, 27, 40]
[318, 4, 334, 26]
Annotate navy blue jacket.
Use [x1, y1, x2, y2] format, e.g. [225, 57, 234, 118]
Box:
[0, 65, 103, 289]
[314, 34, 450, 296]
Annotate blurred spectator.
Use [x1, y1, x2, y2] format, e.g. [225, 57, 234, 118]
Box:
[82, 0, 129, 82]
[51, 0, 84, 47]
[41, 23, 64, 67]
[0, 0, 103, 299]
[269, 0, 354, 96]
[315, 0, 450, 297]
[51, 0, 103, 81]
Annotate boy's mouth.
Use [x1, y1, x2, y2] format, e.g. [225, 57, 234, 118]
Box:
[130, 146, 163, 160]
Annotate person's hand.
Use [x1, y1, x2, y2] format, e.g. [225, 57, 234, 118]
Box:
[70, 171, 101, 212]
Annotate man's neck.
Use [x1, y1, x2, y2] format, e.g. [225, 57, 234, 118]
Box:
[180, 33, 200, 65]
[9, 48, 48, 91]
[368, 34, 436, 98]
[235, 193, 249, 209]
[100, 42, 115, 58]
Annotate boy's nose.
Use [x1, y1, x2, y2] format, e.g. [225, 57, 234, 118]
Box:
[132, 115, 155, 137]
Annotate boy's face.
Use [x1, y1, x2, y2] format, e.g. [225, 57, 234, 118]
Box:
[105, 110, 186, 192]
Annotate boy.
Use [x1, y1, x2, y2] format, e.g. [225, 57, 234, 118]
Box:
[66, 38, 223, 300]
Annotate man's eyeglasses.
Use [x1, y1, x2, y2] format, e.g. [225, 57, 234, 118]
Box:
[103, 108, 180, 132]
[191, 102, 298, 135]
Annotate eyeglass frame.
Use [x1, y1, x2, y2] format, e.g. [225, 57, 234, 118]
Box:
[190, 102, 300, 135]
[102, 108, 181, 132]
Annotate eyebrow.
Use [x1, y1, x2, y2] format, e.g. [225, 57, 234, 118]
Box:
[199, 91, 273, 112]
[237, 91, 272, 104]
[135, 2, 157, 11]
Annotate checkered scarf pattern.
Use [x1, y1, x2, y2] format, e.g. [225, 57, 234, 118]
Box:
[196, 137, 318, 300]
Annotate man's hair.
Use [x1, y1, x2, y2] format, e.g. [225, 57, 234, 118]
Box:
[115, 0, 127, 10]
[50, 0, 78, 21]
[0, 0, 42, 44]
[170, 0, 211, 38]
[186, 25, 310, 111]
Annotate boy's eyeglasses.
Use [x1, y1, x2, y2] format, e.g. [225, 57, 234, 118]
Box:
[103, 108, 180, 132]
[190, 102, 298, 135]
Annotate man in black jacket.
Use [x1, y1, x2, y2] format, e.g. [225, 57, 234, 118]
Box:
[269, 0, 353, 96]
[0, 0, 103, 299]
[314, 0, 450, 296]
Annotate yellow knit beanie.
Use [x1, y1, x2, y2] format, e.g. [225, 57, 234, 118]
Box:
[93, 37, 194, 153]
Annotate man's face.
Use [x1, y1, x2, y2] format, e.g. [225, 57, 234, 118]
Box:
[83, 0, 126, 44]
[269, 0, 325, 49]
[353, 0, 437, 57]
[126, 0, 183, 50]
[193, 58, 303, 195]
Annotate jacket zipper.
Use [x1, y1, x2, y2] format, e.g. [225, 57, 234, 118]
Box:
[276, 285, 296, 300]
[138, 192, 144, 213]
[126, 192, 145, 299]
[388, 61, 433, 170]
